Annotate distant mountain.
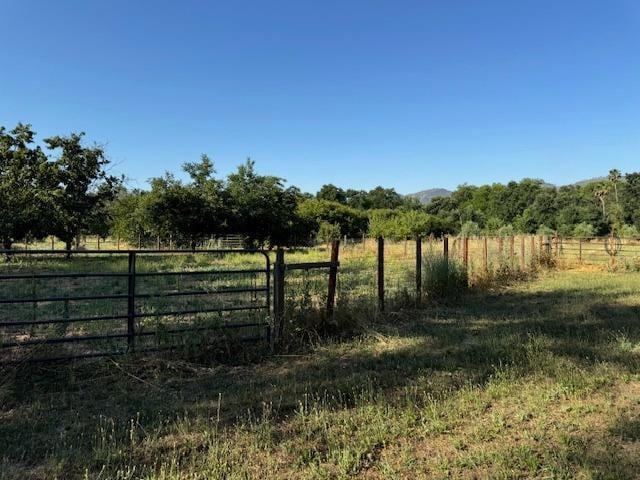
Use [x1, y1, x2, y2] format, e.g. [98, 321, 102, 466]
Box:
[407, 177, 608, 205]
[407, 188, 452, 204]
[573, 177, 606, 187]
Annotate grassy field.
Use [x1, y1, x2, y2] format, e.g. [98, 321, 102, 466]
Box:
[2, 270, 640, 479]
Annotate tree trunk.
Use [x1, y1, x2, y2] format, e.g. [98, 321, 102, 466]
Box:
[65, 239, 72, 259]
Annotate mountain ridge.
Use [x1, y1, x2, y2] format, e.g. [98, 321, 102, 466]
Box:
[407, 177, 607, 204]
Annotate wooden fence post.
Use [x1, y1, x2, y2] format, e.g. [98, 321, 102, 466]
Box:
[443, 236, 449, 261]
[377, 237, 385, 312]
[273, 248, 286, 339]
[483, 236, 488, 273]
[127, 252, 137, 350]
[157, 236, 161, 251]
[509, 236, 515, 266]
[463, 236, 469, 270]
[539, 235, 543, 257]
[579, 238, 583, 262]
[416, 236, 422, 307]
[530, 235, 535, 261]
[326, 240, 340, 318]
[96, 235, 100, 250]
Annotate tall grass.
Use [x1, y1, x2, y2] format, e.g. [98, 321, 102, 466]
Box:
[421, 253, 468, 300]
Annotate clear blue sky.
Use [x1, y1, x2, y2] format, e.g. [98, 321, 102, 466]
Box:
[2, 1, 639, 194]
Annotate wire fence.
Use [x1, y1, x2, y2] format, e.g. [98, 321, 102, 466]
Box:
[3, 233, 635, 364]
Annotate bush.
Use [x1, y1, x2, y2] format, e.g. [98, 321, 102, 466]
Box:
[422, 254, 468, 300]
[572, 222, 595, 238]
[460, 221, 480, 238]
[497, 224, 515, 237]
[317, 221, 341, 243]
[619, 224, 639, 238]
[537, 224, 554, 236]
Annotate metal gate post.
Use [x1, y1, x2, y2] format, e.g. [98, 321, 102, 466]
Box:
[273, 248, 285, 340]
[127, 252, 136, 350]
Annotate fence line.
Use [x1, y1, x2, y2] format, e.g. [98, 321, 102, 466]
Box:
[2, 233, 636, 364]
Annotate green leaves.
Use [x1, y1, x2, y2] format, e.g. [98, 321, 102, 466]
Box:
[0, 123, 56, 249]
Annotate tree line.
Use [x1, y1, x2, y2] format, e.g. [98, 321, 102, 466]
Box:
[2, 123, 639, 251]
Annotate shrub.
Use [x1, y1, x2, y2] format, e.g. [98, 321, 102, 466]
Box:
[484, 217, 503, 234]
[537, 224, 554, 236]
[572, 222, 595, 238]
[422, 253, 468, 300]
[317, 221, 341, 243]
[497, 224, 515, 237]
[619, 224, 639, 238]
[460, 221, 480, 238]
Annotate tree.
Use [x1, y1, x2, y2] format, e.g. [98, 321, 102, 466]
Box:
[145, 156, 227, 249]
[109, 189, 151, 245]
[345, 189, 371, 209]
[460, 221, 480, 238]
[367, 209, 397, 238]
[594, 188, 608, 221]
[572, 222, 596, 238]
[317, 221, 341, 243]
[619, 224, 639, 238]
[608, 169, 622, 204]
[45, 133, 121, 252]
[317, 184, 347, 204]
[497, 224, 515, 237]
[0, 124, 56, 249]
[297, 198, 368, 239]
[226, 159, 300, 247]
[622, 172, 640, 228]
[366, 186, 404, 209]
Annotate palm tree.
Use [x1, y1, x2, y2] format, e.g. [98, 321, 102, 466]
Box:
[594, 188, 609, 220]
[608, 169, 622, 204]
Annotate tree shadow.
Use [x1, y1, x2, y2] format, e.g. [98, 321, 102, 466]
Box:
[2, 278, 640, 477]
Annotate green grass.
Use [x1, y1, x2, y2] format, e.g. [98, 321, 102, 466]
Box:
[2, 270, 640, 479]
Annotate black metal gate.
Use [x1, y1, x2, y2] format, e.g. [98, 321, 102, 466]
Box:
[0, 249, 271, 363]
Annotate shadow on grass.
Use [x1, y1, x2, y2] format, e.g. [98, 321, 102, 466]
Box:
[2, 274, 640, 477]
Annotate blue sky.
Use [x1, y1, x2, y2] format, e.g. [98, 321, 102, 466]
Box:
[2, 1, 639, 194]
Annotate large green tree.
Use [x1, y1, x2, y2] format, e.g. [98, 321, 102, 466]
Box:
[226, 159, 301, 247]
[45, 133, 121, 252]
[0, 124, 56, 250]
[145, 155, 227, 249]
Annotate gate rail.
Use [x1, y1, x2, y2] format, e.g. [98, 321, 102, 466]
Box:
[0, 249, 271, 363]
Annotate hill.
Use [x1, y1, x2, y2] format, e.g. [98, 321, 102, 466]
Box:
[407, 177, 609, 204]
[406, 188, 452, 204]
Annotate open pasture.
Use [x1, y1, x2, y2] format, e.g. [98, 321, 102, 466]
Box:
[2, 270, 640, 478]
